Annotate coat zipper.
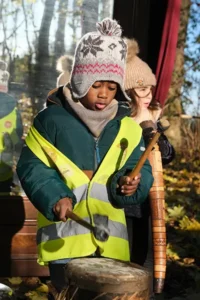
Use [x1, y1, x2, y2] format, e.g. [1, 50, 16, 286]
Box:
[94, 138, 101, 171]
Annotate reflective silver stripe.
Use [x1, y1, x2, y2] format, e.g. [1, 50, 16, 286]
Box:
[37, 217, 128, 244]
[73, 184, 88, 202]
[108, 219, 128, 240]
[37, 219, 90, 244]
[89, 182, 109, 203]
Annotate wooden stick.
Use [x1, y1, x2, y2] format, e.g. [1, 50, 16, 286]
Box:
[65, 211, 109, 242]
[128, 131, 161, 180]
[65, 211, 94, 231]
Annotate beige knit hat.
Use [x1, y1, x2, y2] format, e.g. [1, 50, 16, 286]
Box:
[0, 60, 10, 93]
[125, 38, 156, 90]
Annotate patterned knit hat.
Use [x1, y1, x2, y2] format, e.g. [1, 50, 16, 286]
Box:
[125, 38, 156, 90]
[0, 60, 10, 93]
[70, 18, 130, 101]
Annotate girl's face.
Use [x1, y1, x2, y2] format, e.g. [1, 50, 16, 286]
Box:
[80, 81, 117, 111]
[131, 86, 153, 110]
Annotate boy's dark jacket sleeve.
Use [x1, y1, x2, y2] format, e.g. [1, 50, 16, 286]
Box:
[16, 117, 77, 222]
[109, 137, 154, 207]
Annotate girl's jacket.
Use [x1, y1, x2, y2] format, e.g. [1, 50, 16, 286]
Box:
[17, 87, 153, 222]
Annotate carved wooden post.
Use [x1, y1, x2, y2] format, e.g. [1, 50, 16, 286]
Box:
[148, 144, 166, 293]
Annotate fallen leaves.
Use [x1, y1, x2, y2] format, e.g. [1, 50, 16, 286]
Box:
[0, 277, 48, 299]
[167, 205, 186, 219]
[7, 278, 22, 285]
[163, 154, 200, 299]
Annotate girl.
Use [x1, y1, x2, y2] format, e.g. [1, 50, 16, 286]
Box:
[125, 38, 175, 165]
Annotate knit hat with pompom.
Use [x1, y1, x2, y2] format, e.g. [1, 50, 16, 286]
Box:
[125, 38, 156, 90]
[70, 18, 130, 101]
[0, 60, 10, 93]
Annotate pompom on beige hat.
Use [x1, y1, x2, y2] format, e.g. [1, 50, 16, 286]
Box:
[124, 38, 156, 90]
[56, 55, 73, 87]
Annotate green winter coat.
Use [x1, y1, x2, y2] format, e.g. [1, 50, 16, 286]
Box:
[17, 87, 153, 221]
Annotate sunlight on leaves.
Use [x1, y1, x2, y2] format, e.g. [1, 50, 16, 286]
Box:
[25, 290, 47, 300]
[163, 174, 178, 183]
[8, 277, 22, 285]
[167, 244, 180, 260]
[167, 205, 186, 219]
[179, 216, 200, 231]
[36, 283, 48, 293]
[183, 257, 195, 265]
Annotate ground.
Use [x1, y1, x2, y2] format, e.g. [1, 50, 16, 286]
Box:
[0, 156, 199, 300]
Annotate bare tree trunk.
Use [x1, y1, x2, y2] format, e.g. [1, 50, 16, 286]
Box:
[69, 0, 82, 55]
[21, 0, 34, 103]
[81, 0, 99, 35]
[34, 0, 56, 112]
[54, 0, 69, 60]
[163, 0, 191, 150]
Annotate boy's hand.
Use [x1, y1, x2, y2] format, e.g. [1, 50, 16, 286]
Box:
[53, 197, 72, 222]
[118, 173, 141, 196]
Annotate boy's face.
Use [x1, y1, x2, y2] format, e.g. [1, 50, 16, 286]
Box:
[80, 81, 117, 111]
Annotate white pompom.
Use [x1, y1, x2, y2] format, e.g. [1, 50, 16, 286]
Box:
[96, 18, 122, 37]
[56, 55, 73, 73]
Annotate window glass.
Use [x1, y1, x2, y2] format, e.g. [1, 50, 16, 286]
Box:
[0, 0, 114, 196]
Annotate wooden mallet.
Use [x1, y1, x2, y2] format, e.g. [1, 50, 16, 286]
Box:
[65, 211, 110, 242]
[128, 118, 170, 180]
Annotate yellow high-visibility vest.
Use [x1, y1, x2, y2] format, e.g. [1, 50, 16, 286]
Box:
[26, 116, 142, 265]
[0, 108, 18, 181]
[0, 108, 18, 150]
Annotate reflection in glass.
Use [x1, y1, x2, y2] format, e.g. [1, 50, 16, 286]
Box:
[0, 0, 114, 195]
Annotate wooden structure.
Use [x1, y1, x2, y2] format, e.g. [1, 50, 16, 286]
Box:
[148, 145, 166, 293]
[0, 196, 49, 276]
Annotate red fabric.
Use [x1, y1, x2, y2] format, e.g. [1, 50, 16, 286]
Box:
[154, 0, 182, 107]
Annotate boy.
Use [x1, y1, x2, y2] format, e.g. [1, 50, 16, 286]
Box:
[17, 18, 153, 296]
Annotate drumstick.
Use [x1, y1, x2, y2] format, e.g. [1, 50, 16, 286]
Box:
[128, 119, 169, 180]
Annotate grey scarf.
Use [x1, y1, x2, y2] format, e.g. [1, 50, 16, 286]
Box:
[63, 86, 118, 137]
